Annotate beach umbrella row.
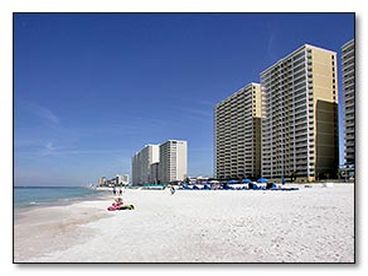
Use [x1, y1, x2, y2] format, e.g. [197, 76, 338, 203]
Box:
[227, 178, 269, 184]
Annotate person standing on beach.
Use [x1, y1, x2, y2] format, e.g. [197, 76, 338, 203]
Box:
[170, 185, 176, 195]
[113, 186, 116, 196]
[119, 188, 122, 196]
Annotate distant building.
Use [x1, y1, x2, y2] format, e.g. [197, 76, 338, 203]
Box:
[109, 177, 118, 186]
[215, 83, 263, 179]
[98, 176, 107, 186]
[261, 44, 339, 181]
[132, 144, 160, 185]
[341, 39, 355, 169]
[121, 174, 129, 185]
[116, 174, 129, 185]
[98, 174, 129, 187]
[159, 140, 187, 184]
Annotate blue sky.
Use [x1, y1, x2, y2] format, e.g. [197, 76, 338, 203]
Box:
[14, 13, 354, 186]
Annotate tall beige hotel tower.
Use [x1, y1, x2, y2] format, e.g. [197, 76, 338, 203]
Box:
[261, 44, 339, 181]
[215, 83, 263, 179]
[159, 140, 188, 184]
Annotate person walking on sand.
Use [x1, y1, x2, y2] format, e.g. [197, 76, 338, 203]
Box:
[170, 185, 176, 195]
[113, 186, 117, 196]
[119, 188, 122, 196]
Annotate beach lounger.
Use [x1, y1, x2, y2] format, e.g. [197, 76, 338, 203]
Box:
[107, 203, 135, 211]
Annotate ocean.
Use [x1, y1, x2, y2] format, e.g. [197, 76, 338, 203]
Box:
[14, 186, 108, 208]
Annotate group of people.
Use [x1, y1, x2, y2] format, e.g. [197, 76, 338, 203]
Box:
[112, 187, 123, 196]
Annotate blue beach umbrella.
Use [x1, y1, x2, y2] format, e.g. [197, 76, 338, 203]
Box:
[227, 180, 238, 184]
[203, 184, 211, 190]
[257, 177, 269, 183]
[242, 178, 252, 184]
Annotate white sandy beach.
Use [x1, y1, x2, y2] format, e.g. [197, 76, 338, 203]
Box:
[14, 183, 354, 263]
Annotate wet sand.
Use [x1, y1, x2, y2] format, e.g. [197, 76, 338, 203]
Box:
[14, 196, 112, 262]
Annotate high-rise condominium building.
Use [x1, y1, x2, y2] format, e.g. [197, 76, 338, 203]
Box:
[215, 83, 263, 179]
[342, 39, 355, 166]
[132, 144, 159, 185]
[261, 44, 339, 181]
[159, 140, 187, 184]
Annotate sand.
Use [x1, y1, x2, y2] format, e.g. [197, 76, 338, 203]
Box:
[14, 183, 354, 263]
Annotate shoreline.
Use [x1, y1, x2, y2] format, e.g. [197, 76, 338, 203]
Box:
[14, 183, 354, 263]
[14, 197, 115, 262]
[14, 188, 112, 211]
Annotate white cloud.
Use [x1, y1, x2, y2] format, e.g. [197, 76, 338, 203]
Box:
[22, 101, 60, 126]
